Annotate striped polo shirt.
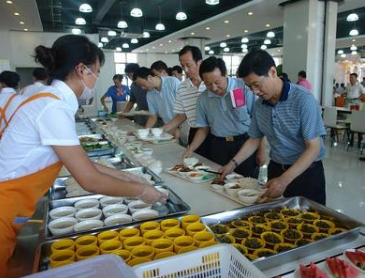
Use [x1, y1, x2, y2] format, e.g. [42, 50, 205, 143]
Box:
[173, 78, 206, 128]
[195, 77, 255, 137]
[248, 80, 326, 165]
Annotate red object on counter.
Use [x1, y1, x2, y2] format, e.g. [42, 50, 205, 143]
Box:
[299, 263, 330, 278]
[326, 257, 359, 278]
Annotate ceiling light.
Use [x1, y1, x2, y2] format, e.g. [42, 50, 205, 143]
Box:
[242, 48, 248, 53]
[79, 3, 92, 13]
[19, 21, 25, 25]
[267, 31, 275, 38]
[220, 42, 227, 48]
[265, 24, 270, 27]
[224, 20, 229, 24]
[75, 17, 86, 25]
[241, 44, 248, 49]
[206, 27, 210, 30]
[205, 46, 210, 51]
[241, 37, 249, 43]
[108, 30, 117, 36]
[337, 50, 344, 55]
[209, 50, 214, 55]
[223, 47, 229, 52]
[264, 39, 271, 45]
[24, 28, 28, 32]
[191, 32, 195, 35]
[155, 23, 165, 30]
[244, 30, 249, 33]
[101, 37, 109, 43]
[72, 28, 82, 35]
[248, 12, 253, 15]
[206, 0, 219, 5]
[261, 45, 267, 50]
[351, 51, 357, 55]
[278, 49, 281, 52]
[159, 43, 163, 46]
[346, 13, 359, 22]
[117, 20, 128, 28]
[116, 47, 122, 52]
[349, 29, 359, 36]
[146, 49, 149, 52]
[131, 38, 138, 44]
[176, 11, 187, 20]
[352, 39, 356, 42]
[143, 31, 150, 38]
[340, 54, 346, 58]
[168, 40, 172, 43]
[130, 7, 143, 17]
[122, 43, 129, 48]
[14, 12, 20, 16]
[350, 45, 357, 51]
[6, 0, 12, 4]
[226, 34, 231, 38]
[98, 42, 103, 48]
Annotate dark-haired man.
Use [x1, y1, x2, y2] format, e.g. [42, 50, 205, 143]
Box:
[345, 73, 363, 106]
[219, 50, 326, 205]
[0, 71, 20, 94]
[21, 68, 48, 97]
[150, 60, 169, 77]
[134, 67, 180, 129]
[172, 65, 183, 81]
[183, 57, 265, 178]
[101, 74, 130, 114]
[297, 70, 312, 92]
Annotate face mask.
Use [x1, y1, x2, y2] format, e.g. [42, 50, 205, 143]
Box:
[80, 67, 99, 100]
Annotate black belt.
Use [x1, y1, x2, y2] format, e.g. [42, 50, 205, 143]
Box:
[210, 133, 249, 142]
[271, 160, 322, 171]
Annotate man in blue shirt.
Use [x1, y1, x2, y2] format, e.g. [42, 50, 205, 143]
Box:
[219, 50, 326, 205]
[100, 74, 130, 114]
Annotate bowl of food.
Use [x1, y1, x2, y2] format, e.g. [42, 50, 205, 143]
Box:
[74, 220, 104, 232]
[183, 157, 199, 167]
[74, 198, 99, 210]
[49, 206, 76, 220]
[102, 204, 128, 218]
[187, 171, 205, 181]
[104, 214, 133, 226]
[281, 229, 303, 243]
[225, 173, 243, 181]
[230, 228, 252, 241]
[210, 183, 225, 192]
[136, 128, 150, 138]
[151, 128, 163, 137]
[128, 200, 152, 214]
[242, 237, 265, 252]
[194, 165, 210, 171]
[132, 209, 159, 221]
[313, 219, 335, 233]
[224, 182, 241, 197]
[48, 217, 77, 236]
[237, 189, 260, 204]
[99, 197, 124, 208]
[209, 223, 229, 235]
[75, 208, 102, 221]
[260, 231, 283, 247]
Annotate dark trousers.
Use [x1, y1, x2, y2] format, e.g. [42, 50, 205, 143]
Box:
[268, 160, 326, 205]
[188, 128, 212, 160]
[210, 134, 258, 179]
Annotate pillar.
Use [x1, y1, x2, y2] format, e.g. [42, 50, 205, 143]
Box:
[180, 37, 207, 58]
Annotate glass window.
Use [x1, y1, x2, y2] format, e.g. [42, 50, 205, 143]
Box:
[114, 53, 127, 63]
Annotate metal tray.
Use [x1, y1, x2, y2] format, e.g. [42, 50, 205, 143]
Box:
[121, 166, 163, 184]
[200, 197, 364, 271]
[42, 185, 191, 240]
[83, 141, 116, 157]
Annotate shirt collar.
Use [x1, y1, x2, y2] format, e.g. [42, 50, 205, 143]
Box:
[187, 78, 206, 92]
[262, 78, 290, 106]
[1, 87, 17, 94]
[51, 79, 79, 114]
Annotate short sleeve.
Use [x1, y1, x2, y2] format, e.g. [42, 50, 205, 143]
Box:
[104, 86, 113, 97]
[194, 94, 209, 128]
[299, 94, 326, 141]
[173, 87, 185, 114]
[248, 101, 264, 139]
[123, 85, 130, 95]
[244, 85, 255, 116]
[36, 101, 80, 146]
[147, 93, 158, 115]
[129, 84, 137, 103]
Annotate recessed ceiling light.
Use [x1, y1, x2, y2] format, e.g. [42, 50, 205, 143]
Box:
[346, 13, 359, 22]
[191, 32, 195, 35]
[131, 38, 138, 44]
[72, 28, 82, 35]
[264, 39, 271, 45]
[278, 49, 281, 52]
[19, 21, 25, 25]
[24, 28, 28, 31]
[159, 43, 163, 46]
[220, 42, 227, 48]
[165, 51, 168, 54]
[116, 47, 122, 52]
[101, 37, 109, 43]
[117, 20, 128, 28]
[265, 24, 270, 27]
[6, 0, 12, 4]
[223, 47, 229, 52]
[155, 23, 165, 31]
[337, 49, 344, 55]
[261, 45, 267, 50]
[176, 11, 187, 21]
[206, 27, 210, 30]
[351, 51, 357, 55]
[350, 45, 357, 51]
[14, 12, 20, 16]
[224, 20, 229, 24]
[172, 49, 175, 52]
[206, 0, 219, 5]
[146, 49, 149, 51]
[108, 30, 117, 36]
[244, 30, 249, 33]
[241, 44, 248, 49]
[130, 7, 143, 17]
[241, 37, 249, 43]
[168, 40, 172, 43]
[75, 17, 86, 25]
[205, 46, 210, 51]
[98, 42, 103, 48]
[122, 43, 129, 48]
[79, 3, 92, 13]
[152, 46, 155, 49]
[209, 50, 214, 54]
[248, 12, 253, 15]
[226, 34, 230, 38]
[143, 31, 150, 38]
[340, 53, 346, 58]
[349, 29, 359, 36]
[352, 39, 356, 42]
[267, 31, 275, 38]
[242, 48, 248, 53]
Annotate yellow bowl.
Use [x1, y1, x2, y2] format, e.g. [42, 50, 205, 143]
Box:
[253, 248, 277, 258]
[269, 221, 289, 233]
[154, 251, 176, 260]
[143, 230, 164, 245]
[328, 227, 347, 235]
[250, 224, 270, 237]
[173, 236, 195, 253]
[181, 215, 200, 230]
[100, 240, 123, 254]
[111, 249, 131, 262]
[151, 238, 173, 254]
[297, 223, 319, 238]
[164, 227, 185, 240]
[123, 236, 146, 251]
[186, 222, 206, 236]
[281, 229, 303, 243]
[245, 253, 258, 261]
[313, 219, 335, 233]
[311, 232, 329, 241]
[131, 245, 155, 260]
[209, 224, 230, 235]
[50, 250, 75, 268]
[295, 238, 313, 247]
[75, 245, 100, 261]
[280, 208, 302, 218]
[51, 239, 75, 254]
[274, 242, 297, 252]
[260, 232, 283, 247]
[285, 217, 304, 228]
[178, 246, 199, 254]
[75, 235, 97, 250]
[233, 243, 248, 255]
[119, 228, 140, 242]
[97, 230, 119, 245]
[248, 216, 268, 225]
[128, 257, 151, 267]
[218, 234, 235, 244]
[301, 212, 320, 223]
[193, 231, 215, 247]
[140, 221, 161, 235]
[199, 241, 217, 248]
[231, 219, 252, 229]
[242, 237, 266, 253]
[160, 218, 180, 231]
[51, 260, 74, 268]
[230, 228, 252, 241]
[264, 212, 284, 221]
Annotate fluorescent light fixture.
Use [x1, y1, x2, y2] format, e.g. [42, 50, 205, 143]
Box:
[117, 20, 128, 28]
[122, 43, 129, 48]
[176, 11, 187, 20]
[75, 17, 86, 25]
[19, 21, 25, 25]
[72, 28, 82, 35]
[346, 13, 359, 22]
[241, 44, 248, 49]
[349, 29, 359, 36]
[248, 11, 253, 15]
[116, 47, 122, 52]
[98, 42, 103, 48]
[223, 47, 229, 52]
[206, 27, 210, 30]
[108, 30, 117, 36]
[242, 48, 248, 53]
[204, 46, 210, 51]
[267, 31, 275, 38]
[155, 23, 165, 31]
[6, 0, 12, 4]
[224, 20, 229, 24]
[351, 51, 357, 55]
[350, 45, 357, 51]
[101, 37, 109, 43]
[209, 50, 214, 55]
[261, 45, 267, 50]
[244, 29, 249, 33]
[337, 50, 344, 55]
[79, 3, 92, 13]
[143, 31, 150, 38]
[130, 7, 143, 17]
[206, 0, 219, 5]
[131, 38, 138, 44]
[14, 12, 20, 16]
[340, 54, 346, 58]
[220, 42, 227, 48]
[265, 24, 270, 27]
[241, 37, 249, 43]
[264, 39, 271, 45]
[191, 32, 195, 35]
[24, 28, 28, 31]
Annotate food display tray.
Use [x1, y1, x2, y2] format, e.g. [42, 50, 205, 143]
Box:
[165, 168, 216, 184]
[42, 185, 191, 240]
[200, 197, 364, 271]
[121, 166, 163, 184]
[133, 132, 175, 143]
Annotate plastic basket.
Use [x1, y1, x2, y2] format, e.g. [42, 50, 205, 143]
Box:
[24, 255, 138, 278]
[133, 244, 265, 278]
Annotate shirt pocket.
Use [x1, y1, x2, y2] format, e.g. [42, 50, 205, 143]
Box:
[232, 106, 250, 122]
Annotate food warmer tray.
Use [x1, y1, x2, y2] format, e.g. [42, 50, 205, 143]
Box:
[200, 197, 364, 271]
[121, 166, 163, 184]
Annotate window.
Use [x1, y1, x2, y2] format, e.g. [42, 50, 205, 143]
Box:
[114, 53, 138, 86]
[223, 55, 243, 77]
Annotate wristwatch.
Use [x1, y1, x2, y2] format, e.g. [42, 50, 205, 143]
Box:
[231, 158, 238, 167]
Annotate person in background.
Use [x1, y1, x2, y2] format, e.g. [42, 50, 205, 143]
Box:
[279, 72, 291, 83]
[183, 56, 265, 178]
[134, 67, 180, 130]
[122, 63, 149, 126]
[21, 68, 48, 97]
[219, 50, 326, 205]
[150, 60, 169, 77]
[361, 77, 365, 88]
[100, 74, 130, 114]
[335, 83, 345, 95]
[297, 70, 312, 92]
[0, 35, 166, 275]
[172, 65, 183, 81]
[0, 71, 20, 94]
[167, 67, 173, 76]
[345, 73, 364, 106]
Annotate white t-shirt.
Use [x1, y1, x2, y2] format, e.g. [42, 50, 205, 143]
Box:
[347, 82, 364, 99]
[0, 80, 80, 181]
[0, 88, 27, 130]
[21, 81, 46, 97]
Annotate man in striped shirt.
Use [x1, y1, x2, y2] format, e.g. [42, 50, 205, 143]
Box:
[163, 46, 211, 158]
[219, 50, 326, 205]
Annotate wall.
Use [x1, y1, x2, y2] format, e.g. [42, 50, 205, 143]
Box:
[137, 53, 180, 68]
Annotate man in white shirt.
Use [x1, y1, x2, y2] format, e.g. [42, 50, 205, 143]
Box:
[346, 73, 364, 106]
[20, 68, 48, 97]
[0, 71, 20, 94]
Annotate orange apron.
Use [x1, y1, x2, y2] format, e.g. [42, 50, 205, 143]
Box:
[0, 93, 19, 130]
[0, 93, 62, 275]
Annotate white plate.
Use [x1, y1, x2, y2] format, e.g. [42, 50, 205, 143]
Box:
[74, 198, 100, 210]
[102, 204, 128, 218]
[74, 220, 104, 232]
[128, 200, 152, 214]
[104, 214, 133, 226]
[48, 217, 77, 236]
[99, 196, 124, 208]
[49, 206, 76, 220]
[343, 249, 365, 274]
[75, 208, 102, 221]
[132, 209, 159, 221]
[226, 173, 244, 180]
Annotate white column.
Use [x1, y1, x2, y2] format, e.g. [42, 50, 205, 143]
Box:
[180, 37, 206, 58]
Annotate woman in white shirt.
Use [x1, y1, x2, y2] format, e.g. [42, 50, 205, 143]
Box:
[0, 35, 166, 274]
